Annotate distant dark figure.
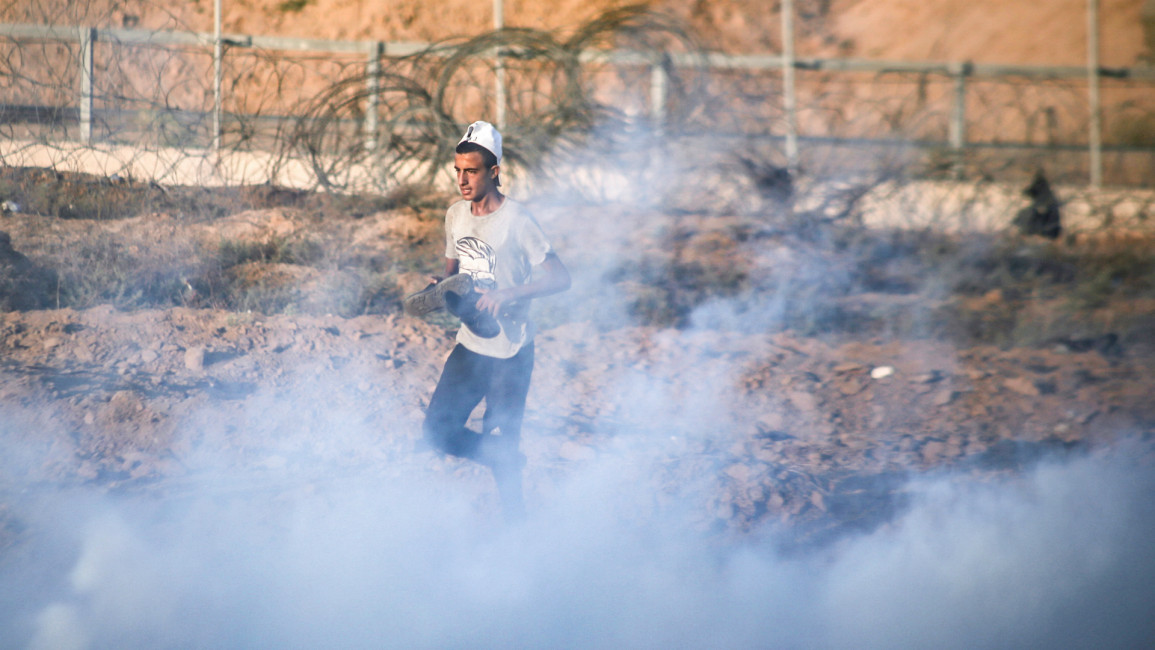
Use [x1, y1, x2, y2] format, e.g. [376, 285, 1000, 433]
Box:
[1054, 332, 1122, 357]
[0, 231, 31, 271]
[1014, 171, 1062, 239]
[0, 231, 57, 310]
[737, 155, 799, 235]
[737, 156, 794, 206]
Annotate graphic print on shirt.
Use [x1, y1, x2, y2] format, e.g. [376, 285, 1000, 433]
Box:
[455, 237, 498, 290]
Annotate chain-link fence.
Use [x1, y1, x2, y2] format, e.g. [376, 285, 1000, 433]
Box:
[2, 2, 1153, 197]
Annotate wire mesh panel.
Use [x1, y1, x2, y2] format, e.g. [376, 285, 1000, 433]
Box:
[0, 35, 80, 140]
[91, 37, 214, 148]
[0, 4, 1152, 190]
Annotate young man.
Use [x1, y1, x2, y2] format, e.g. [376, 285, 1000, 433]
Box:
[422, 120, 570, 520]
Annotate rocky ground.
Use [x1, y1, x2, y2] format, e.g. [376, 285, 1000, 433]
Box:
[2, 293, 1152, 550]
[1, 166, 1155, 650]
[1, 168, 1155, 560]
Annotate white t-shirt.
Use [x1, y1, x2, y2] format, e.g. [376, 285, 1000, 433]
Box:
[444, 197, 552, 358]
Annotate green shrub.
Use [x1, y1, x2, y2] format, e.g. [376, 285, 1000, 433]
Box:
[277, 0, 312, 13]
[53, 233, 204, 309]
[1109, 113, 1155, 148]
[218, 238, 282, 268]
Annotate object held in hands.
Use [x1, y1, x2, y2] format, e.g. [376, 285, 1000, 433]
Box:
[402, 274, 500, 338]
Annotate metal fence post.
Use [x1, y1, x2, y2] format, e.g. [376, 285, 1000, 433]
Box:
[781, 0, 798, 171]
[949, 61, 970, 177]
[212, 0, 223, 155]
[949, 63, 968, 149]
[650, 60, 668, 128]
[494, 0, 505, 128]
[1088, 0, 1103, 187]
[365, 41, 383, 151]
[79, 26, 95, 143]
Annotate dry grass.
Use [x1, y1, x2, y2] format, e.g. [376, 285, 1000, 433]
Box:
[2, 163, 1154, 351]
[0, 166, 448, 316]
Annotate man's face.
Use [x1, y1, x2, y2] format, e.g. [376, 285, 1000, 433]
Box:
[454, 151, 499, 202]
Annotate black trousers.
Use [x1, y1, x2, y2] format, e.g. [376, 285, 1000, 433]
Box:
[422, 342, 534, 465]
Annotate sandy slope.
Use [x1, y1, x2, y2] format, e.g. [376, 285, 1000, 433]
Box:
[8, 0, 1148, 65]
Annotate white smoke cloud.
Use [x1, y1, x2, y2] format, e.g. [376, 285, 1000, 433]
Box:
[820, 451, 1155, 649]
[6, 440, 1153, 649]
[3, 112, 1151, 650]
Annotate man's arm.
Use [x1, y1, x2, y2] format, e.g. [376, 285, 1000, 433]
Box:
[476, 252, 571, 316]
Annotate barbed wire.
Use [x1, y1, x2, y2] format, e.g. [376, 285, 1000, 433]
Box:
[273, 5, 707, 192]
[0, 0, 1152, 204]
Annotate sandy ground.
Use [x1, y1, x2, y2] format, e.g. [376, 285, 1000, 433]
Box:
[0, 168, 1152, 541]
[1, 180, 1153, 648]
[2, 268, 1152, 539]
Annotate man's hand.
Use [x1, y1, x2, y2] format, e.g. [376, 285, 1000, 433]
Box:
[474, 286, 513, 317]
[471, 253, 570, 317]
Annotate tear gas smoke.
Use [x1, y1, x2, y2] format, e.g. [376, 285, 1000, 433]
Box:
[3, 100, 1153, 650]
[3, 435, 1152, 649]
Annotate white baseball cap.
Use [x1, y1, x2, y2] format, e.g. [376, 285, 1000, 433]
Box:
[457, 121, 502, 164]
